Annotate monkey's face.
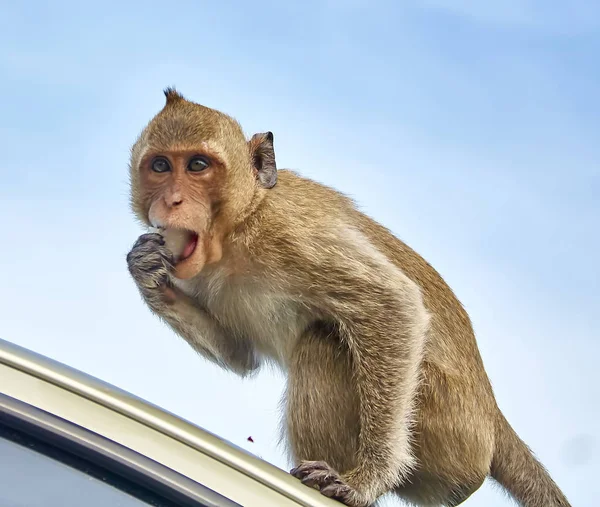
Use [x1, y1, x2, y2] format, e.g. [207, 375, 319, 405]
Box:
[129, 90, 277, 280]
[136, 145, 229, 280]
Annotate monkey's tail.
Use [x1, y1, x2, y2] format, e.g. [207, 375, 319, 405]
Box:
[490, 413, 571, 507]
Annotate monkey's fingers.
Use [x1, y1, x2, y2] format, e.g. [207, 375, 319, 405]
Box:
[131, 232, 165, 249]
[291, 461, 369, 507]
[299, 469, 343, 489]
[320, 483, 368, 507]
[290, 460, 332, 478]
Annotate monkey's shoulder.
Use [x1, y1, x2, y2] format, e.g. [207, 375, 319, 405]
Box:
[271, 169, 354, 207]
[248, 170, 456, 292]
[256, 170, 358, 230]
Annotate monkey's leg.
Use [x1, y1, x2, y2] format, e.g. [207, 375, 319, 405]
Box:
[445, 487, 476, 507]
[393, 364, 493, 507]
[285, 323, 362, 498]
[396, 473, 480, 507]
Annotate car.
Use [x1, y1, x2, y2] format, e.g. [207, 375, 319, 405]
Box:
[0, 337, 340, 507]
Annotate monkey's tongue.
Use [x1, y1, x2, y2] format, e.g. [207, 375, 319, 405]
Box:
[160, 228, 199, 263]
[180, 234, 198, 261]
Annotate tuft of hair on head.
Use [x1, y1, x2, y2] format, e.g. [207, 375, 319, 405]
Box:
[163, 86, 185, 105]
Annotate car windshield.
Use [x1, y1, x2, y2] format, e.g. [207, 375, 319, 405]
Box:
[0, 434, 162, 507]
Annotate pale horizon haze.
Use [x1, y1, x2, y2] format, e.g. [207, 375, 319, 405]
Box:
[0, 1, 598, 506]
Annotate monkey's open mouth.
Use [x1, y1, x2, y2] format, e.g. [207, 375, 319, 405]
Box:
[179, 232, 198, 262]
[159, 228, 199, 264]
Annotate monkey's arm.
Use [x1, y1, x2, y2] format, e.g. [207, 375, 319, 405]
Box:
[291, 225, 429, 505]
[127, 233, 259, 377]
[157, 292, 260, 377]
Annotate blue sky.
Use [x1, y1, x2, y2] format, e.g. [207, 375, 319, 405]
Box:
[0, 1, 598, 505]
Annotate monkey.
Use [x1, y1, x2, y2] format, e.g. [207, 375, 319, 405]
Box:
[125, 88, 571, 507]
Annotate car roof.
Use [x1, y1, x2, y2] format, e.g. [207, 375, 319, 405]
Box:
[0, 337, 338, 507]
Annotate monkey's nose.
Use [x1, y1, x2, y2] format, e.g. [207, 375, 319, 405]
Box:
[166, 193, 183, 207]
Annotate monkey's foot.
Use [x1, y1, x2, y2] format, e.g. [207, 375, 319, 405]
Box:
[290, 461, 369, 507]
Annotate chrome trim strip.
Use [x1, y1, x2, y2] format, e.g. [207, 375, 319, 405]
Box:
[0, 338, 335, 507]
[0, 392, 240, 507]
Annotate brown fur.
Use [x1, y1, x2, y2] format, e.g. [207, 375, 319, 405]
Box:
[126, 89, 571, 507]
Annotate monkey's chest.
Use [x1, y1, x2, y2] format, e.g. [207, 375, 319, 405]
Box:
[176, 274, 309, 364]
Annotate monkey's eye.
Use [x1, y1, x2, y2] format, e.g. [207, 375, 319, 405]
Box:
[151, 157, 171, 173]
[188, 156, 210, 172]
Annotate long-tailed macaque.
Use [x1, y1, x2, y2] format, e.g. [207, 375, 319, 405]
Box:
[126, 88, 570, 507]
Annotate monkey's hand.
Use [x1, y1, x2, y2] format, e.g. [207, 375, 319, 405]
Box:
[126, 232, 177, 311]
[291, 461, 370, 507]
[126, 233, 260, 377]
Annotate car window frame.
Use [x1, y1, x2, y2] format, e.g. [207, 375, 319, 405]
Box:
[0, 337, 338, 507]
[0, 392, 241, 507]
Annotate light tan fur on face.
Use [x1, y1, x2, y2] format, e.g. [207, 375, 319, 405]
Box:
[126, 89, 571, 507]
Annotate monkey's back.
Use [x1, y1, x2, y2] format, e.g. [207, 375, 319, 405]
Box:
[264, 170, 493, 382]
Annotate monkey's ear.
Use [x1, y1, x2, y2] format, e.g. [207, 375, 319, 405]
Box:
[249, 131, 277, 189]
